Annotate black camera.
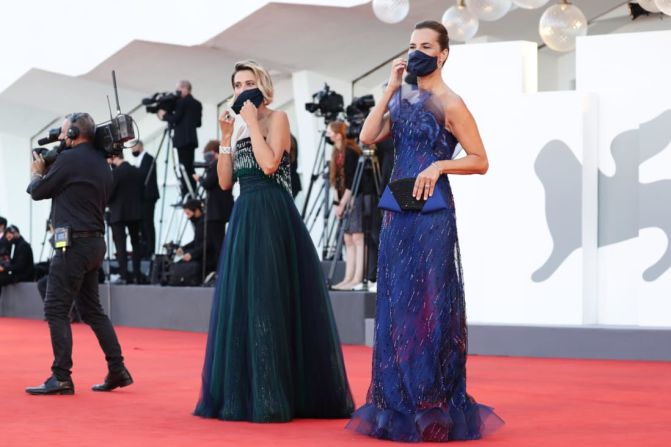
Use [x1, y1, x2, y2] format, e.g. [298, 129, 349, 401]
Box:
[95, 114, 135, 157]
[142, 91, 180, 114]
[345, 94, 375, 140]
[32, 143, 65, 167]
[305, 84, 344, 123]
[33, 128, 66, 166]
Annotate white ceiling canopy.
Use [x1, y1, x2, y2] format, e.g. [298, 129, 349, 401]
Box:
[0, 0, 641, 137]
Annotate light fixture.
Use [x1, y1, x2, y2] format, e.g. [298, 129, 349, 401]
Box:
[512, 0, 550, 9]
[442, 0, 480, 42]
[466, 0, 513, 22]
[539, 0, 588, 52]
[372, 0, 410, 24]
[654, 0, 671, 15]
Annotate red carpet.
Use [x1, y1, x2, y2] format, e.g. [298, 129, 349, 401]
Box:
[1, 317, 670, 446]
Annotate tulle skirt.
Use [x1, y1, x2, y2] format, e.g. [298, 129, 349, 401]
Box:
[194, 175, 354, 422]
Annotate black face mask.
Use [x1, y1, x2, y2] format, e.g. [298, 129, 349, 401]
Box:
[325, 136, 335, 146]
[407, 50, 439, 77]
[131, 151, 141, 158]
[204, 152, 216, 164]
[232, 88, 265, 114]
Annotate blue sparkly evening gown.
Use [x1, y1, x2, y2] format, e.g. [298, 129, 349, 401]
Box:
[194, 126, 354, 422]
[347, 86, 504, 441]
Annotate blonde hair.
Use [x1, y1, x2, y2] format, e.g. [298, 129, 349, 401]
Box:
[230, 60, 274, 105]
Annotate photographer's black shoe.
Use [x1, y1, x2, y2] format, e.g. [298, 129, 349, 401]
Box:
[92, 368, 133, 392]
[26, 376, 75, 395]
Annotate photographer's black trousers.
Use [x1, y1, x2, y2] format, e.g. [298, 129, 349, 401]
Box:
[44, 237, 125, 380]
[111, 221, 142, 282]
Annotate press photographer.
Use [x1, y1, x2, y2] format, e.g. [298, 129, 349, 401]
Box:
[25, 112, 132, 395]
[108, 152, 144, 284]
[130, 140, 159, 259]
[155, 80, 203, 200]
[164, 199, 205, 286]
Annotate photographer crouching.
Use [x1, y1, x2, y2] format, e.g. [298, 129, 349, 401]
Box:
[25, 113, 133, 395]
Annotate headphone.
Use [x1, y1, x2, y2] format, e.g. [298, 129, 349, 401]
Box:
[66, 113, 82, 140]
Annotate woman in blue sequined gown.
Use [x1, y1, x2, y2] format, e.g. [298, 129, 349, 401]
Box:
[346, 21, 504, 442]
[194, 60, 354, 423]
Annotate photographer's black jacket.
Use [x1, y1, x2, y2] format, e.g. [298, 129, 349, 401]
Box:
[201, 161, 234, 222]
[138, 152, 160, 202]
[108, 162, 143, 224]
[183, 216, 204, 262]
[27, 142, 112, 233]
[163, 94, 202, 148]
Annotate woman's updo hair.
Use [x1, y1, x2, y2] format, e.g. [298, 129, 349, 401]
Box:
[230, 60, 274, 104]
[414, 20, 450, 53]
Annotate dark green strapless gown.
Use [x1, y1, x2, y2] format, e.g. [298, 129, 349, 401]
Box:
[194, 135, 354, 422]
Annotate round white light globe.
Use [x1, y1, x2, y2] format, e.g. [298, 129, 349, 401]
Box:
[539, 2, 588, 52]
[442, 4, 480, 41]
[372, 0, 410, 24]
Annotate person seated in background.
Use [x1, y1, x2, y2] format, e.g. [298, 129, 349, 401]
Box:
[177, 199, 205, 265]
[0, 225, 35, 296]
[107, 153, 144, 284]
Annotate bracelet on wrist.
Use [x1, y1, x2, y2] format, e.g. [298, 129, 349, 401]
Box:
[219, 145, 232, 155]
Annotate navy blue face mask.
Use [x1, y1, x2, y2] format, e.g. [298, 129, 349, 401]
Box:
[407, 50, 439, 77]
[232, 88, 265, 114]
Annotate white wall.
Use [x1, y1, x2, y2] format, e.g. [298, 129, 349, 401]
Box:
[576, 30, 671, 326]
[0, 134, 32, 243]
[447, 31, 671, 327]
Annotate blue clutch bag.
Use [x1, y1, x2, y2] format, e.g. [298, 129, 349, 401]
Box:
[378, 178, 449, 214]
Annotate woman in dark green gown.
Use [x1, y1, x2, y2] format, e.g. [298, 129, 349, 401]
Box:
[194, 60, 354, 423]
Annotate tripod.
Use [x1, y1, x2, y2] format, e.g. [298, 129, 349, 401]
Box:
[327, 148, 382, 291]
[301, 130, 337, 260]
[148, 125, 200, 255]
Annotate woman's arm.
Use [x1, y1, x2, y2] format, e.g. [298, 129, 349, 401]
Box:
[335, 189, 352, 218]
[244, 107, 290, 175]
[217, 111, 235, 190]
[360, 58, 406, 145]
[359, 92, 393, 145]
[217, 154, 234, 191]
[435, 97, 488, 175]
[413, 97, 488, 200]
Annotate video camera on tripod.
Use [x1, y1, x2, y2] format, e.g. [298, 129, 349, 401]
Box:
[141, 91, 180, 114]
[33, 71, 137, 164]
[345, 95, 375, 140]
[305, 83, 344, 123]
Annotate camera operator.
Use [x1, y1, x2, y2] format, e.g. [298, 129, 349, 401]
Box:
[157, 80, 202, 200]
[25, 112, 132, 395]
[108, 152, 144, 284]
[197, 140, 233, 272]
[0, 225, 34, 296]
[130, 140, 159, 259]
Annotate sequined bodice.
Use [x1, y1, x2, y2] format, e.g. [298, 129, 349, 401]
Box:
[234, 137, 292, 194]
[389, 86, 458, 181]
